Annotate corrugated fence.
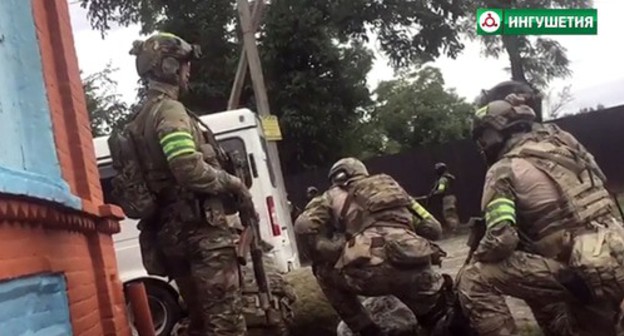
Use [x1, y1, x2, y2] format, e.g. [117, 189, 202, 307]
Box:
[285, 105, 624, 224]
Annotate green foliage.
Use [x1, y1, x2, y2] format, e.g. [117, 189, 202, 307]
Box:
[368, 66, 475, 154]
[82, 62, 131, 137]
[260, 1, 374, 173]
[462, 0, 592, 91]
[78, 0, 470, 173]
[80, 0, 467, 69]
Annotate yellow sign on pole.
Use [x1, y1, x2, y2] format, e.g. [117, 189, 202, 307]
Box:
[260, 115, 282, 141]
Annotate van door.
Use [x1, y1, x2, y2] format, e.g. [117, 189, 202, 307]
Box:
[217, 131, 299, 272]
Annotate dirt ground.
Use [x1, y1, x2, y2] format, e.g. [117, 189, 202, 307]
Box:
[438, 231, 541, 334]
[286, 230, 543, 336]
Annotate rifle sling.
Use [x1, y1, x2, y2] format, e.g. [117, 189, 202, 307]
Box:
[186, 109, 229, 163]
[338, 187, 356, 232]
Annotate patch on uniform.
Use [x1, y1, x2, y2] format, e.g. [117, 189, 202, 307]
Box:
[482, 159, 515, 208]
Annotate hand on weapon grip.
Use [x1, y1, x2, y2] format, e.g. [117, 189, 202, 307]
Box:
[431, 243, 447, 267]
[230, 177, 257, 224]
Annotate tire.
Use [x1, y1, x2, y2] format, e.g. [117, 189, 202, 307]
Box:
[126, 281, 183, 336]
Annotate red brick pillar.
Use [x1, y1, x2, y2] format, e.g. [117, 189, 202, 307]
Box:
[23, 0, 132, 335]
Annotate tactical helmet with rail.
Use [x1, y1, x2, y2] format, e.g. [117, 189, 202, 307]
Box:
[129, 32, 202, 84]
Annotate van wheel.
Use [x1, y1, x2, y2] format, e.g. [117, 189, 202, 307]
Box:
[126, 282, 182, 336]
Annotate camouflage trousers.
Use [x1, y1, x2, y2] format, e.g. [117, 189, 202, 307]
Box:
[157, 216, 247, 336]
[457, 229, 624, 336]
[314, 261, 444, 333]
[172, 254, 297, 336]
[441, 195, 459, 232]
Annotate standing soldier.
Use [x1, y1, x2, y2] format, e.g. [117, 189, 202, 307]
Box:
[430, 162, 459, 233]
[295, 158, 449, 336]
[457, 80, 624, 336]
[111, 33, 255, 336]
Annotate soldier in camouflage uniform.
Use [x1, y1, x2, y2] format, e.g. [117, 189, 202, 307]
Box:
[295, 158, 449, 336]
[457, 80, 624, 336]
[172, 251, 297, 336]
[127, 33, 254, 336]
[430, 162, 459, 233]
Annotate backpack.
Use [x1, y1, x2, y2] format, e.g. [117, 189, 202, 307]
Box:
[107, 100, 164, 220]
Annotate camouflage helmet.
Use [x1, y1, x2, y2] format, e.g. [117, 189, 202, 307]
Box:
[472, 95, 536, 138]
[471, 98, 536, 140]
[328, 158, 369, 185]
[129, 32, 201, 83]
[434, 162, 447, 174]
[477, 80, 542, 113]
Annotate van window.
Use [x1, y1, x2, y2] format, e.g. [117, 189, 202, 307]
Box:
[258, 135, 277, 188]
[218, 137, 253, 188]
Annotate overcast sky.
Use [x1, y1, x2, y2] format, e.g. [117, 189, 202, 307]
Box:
[69, 0, 624, 118]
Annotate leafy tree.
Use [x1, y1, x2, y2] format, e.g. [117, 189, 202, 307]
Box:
[78, 0, 468, 173]
[79, 0, 467, 69]
[547, 84, 574, 120]
[82, 62, 131, 137]
[461, 0, 592, 101]
[259, 3, 374, 173]
[368, 66, 475, 154]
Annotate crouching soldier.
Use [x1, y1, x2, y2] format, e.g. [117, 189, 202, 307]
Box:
[295, 157, 449, 336]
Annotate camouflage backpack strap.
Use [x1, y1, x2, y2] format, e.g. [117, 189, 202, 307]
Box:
[186, 109, 230, 164]
[337, 186, 357, 235]
[139, 95, 167, 159]
[135, 94, 173, 190]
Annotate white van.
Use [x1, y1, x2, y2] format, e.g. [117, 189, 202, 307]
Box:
[94, 108, 300, 335]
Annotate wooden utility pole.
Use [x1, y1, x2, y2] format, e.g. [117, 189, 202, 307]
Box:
[232, 0, 292, 232]
[228, 0, 264, 110]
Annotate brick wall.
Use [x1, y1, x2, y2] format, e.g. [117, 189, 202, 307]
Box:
[32, 0, 104, 209]
[0, 0, 135, 335]
[0, 198, 129, 335]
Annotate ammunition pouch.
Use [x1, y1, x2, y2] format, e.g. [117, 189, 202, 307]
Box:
[201, 197, 230, 230]
[384, 233, 435, 268]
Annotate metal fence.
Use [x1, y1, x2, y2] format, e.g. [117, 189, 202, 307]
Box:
[285, 105, 624, 225]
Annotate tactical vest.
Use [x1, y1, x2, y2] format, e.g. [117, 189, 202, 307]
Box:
[333, 174, 414, 236]
[109, 93, 235, 219]
[503, 138, 616, 241]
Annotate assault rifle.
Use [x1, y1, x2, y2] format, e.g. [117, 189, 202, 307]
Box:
[226, 151, 281, 326]
[413, 194, 431, 207]
[236, 210, 282, 326]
